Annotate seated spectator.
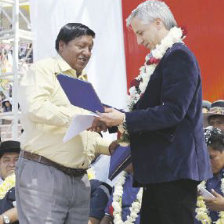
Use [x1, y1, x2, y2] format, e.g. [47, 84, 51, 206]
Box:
[88, 178, 112, 224]
[204, 100, 224, 129]
[0, 140, 20, 224]
[100, 146, 142, 224]
[202, 100, 211, 113]
[195, 126, 224, 223]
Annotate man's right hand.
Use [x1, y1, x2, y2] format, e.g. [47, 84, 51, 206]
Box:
[204, 189, 224, 211]
[89, 117, 107, 133]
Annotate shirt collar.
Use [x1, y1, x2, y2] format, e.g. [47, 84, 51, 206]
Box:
[55, 55, 88, 81]
[56, 55, 72, 73]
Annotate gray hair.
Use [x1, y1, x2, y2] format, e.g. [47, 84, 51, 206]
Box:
[126, 0, 177, 30]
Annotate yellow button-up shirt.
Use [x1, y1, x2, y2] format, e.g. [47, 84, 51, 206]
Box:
[19, 56, 111, 169]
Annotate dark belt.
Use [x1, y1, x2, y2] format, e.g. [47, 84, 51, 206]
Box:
[20, 150, 86, 177]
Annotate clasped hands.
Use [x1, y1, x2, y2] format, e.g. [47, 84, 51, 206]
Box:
[89, 108, 125, 155]
[90, 107, 125, 132]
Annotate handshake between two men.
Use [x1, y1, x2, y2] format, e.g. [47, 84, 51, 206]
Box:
[89, 107, 126, 155]
[90, 107, 126, 133]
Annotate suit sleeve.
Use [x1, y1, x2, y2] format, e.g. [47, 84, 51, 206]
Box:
[126, 49, 199, 133]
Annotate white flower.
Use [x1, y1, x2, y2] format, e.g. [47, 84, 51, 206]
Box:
[139, 66, 145, 73]
[171, 27, 182, 41]
[152, 50, 163, 59]
[141, 72, 148, 80]
[129, 87, 136, 95]
[139, 83, 148, 92]
[145, 65, 156, 74]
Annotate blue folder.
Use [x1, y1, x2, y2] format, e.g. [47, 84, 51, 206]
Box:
[57, 74, 104, 113]
[108, 145, 132, 180]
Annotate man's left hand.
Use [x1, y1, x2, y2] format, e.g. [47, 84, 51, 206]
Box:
[204, 189, 224, 211]
[97, 108, 125, 127]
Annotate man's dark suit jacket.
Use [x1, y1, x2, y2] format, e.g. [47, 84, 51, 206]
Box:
[126, 43, 212, 185]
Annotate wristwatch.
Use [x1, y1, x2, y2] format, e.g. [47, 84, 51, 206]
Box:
[2, 215, 10, 224]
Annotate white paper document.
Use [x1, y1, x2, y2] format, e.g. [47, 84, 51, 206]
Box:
[198, 186, 215, 200]
[63, 113, 99, 143]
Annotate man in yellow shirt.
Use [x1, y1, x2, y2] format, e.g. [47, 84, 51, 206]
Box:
[16, 23, 112, 224]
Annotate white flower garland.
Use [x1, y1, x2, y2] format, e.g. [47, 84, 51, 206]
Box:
[126, 26, 184, 111]
[196, 178, 224, 224]
[112, 171, 143, 224]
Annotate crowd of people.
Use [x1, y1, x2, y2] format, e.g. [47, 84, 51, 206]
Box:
[0, 0, 223, 224]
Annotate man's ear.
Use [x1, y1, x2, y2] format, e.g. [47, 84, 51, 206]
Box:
[154, 18, 164, 30]
[58, 40, 65, 53]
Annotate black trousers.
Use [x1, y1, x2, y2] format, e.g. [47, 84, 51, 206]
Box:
[140, 179, 199, 224]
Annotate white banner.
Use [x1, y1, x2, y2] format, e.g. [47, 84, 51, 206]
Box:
[30, 0, 127, 109]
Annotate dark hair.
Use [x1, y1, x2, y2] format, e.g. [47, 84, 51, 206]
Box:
[204, 126, 224, 152]
[55, 23, 95, 52]
[0, 140, 21, 158]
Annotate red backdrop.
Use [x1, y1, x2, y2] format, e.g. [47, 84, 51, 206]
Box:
[122, 0, 224, 101]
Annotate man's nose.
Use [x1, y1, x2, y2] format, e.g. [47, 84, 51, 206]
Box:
[137, 36, 143, 45]
[82, 47, 91, 57]
[8, 161, 16, 167]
